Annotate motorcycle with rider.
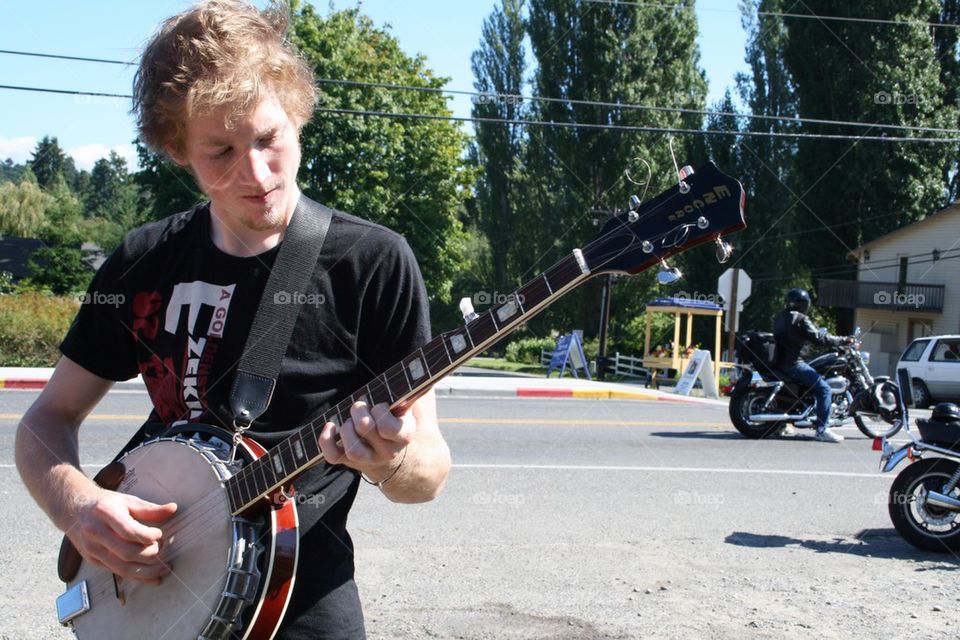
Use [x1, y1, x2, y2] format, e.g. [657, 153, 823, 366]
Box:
[729, 288, 903, 440]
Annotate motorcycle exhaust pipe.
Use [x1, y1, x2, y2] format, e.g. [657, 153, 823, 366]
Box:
[751, 413, 808, 422]
[925, 491, 960, 513]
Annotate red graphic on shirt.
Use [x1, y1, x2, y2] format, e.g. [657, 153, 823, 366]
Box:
[140, 353, 187, 424]
[132, 291, 163, 341]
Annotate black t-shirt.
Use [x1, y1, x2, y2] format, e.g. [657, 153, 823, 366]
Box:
[61, 196, 431, 638]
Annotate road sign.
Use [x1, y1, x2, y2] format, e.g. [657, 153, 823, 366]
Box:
[718, 268, 751, 358]
[717, 268, 751, 308]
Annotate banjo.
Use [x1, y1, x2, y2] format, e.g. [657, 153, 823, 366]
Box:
[55, 162, 746, 639]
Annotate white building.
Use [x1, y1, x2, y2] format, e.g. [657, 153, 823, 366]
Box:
[818, 200, 960, 377]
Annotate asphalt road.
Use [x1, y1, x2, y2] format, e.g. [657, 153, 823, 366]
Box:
[1, 389, 956, 639]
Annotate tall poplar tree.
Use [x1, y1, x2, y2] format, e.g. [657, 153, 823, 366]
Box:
[290, 4, 472, 306]
[470, 0, 526, 293]
[780, 0, 957, 325]
[522, 0, 708, 336]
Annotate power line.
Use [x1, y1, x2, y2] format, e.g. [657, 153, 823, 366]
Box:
[0, 84, 130, 100]
[3, 48, 958, 137]
[316, 78, 960, 136]
[583, 0, 960, 30]
[749, 247, 960, 282]
[313, 107, 959, 143]
[0, 48, 131, 66]
[1, 84, 957, 143]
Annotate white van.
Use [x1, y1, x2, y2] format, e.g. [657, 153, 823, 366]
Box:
[897, 335, 960, 408]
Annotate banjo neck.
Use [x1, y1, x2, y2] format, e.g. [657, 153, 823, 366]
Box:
[227, 254, 588, 515]
[226, 161, 747, 516]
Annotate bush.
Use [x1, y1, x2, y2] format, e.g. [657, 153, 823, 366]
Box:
[0, 292, 78, 366]
[505, 336, 558, 364]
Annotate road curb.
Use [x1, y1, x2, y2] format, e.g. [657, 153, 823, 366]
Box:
[514, 387, 719, 403]
[1, 373, 723, 404]
[0, 379, 47, 390]
[0, 378, 147, 391]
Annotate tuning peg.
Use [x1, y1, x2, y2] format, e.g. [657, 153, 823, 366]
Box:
[715, 238, 733, 264]
[459, 297, 479, 324]
[629, 194, 641, 211]
[678, 166, 694, 194]
[657, 262, 684, 285]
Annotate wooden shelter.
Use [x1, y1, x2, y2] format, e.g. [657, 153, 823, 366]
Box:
[642, 297, 731, 390]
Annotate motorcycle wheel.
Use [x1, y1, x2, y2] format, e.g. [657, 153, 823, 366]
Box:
[854, 412, 902, 439]
[888, 457, 960, 553]
[729, 391, 784, 439]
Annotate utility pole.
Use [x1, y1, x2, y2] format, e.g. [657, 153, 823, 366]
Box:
[597, 273, 612, 380]
[590, 209, 615, 380]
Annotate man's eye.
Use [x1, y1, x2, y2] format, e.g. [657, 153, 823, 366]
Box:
[212, 147, 231, 159]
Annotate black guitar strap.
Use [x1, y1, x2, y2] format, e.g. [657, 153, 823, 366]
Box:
[112, 195, 333, 460]
[227, 195, 333, 440]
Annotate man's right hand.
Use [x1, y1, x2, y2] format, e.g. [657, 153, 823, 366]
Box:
[67, 488, 177, 584]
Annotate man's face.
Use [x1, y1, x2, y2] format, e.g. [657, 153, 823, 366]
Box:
[174, 92, 302, 236]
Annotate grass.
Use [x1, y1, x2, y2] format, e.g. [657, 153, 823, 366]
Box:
[466, 357, 547, 376]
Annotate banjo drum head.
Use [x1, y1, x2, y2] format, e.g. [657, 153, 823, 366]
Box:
[69, 438, 240, 640]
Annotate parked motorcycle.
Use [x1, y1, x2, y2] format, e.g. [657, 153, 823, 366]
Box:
[879, 380, 960, 553]
[729, 327, 903, 439]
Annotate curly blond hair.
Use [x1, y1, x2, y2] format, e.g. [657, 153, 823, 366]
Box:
[133, 0, 317, 156]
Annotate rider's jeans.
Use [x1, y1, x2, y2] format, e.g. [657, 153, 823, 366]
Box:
[781, 361, 832, 429]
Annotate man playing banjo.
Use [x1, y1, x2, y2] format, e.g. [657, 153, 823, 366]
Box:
[15, 1, 451, 637]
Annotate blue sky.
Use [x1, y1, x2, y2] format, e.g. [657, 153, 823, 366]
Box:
[0, 0, 747, 171]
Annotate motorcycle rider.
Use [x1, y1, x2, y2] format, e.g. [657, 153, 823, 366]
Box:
[773, 288, 853, 443]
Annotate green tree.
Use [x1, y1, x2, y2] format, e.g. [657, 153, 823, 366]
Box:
[0, 159, 29, 184]
[935, 0, 960, 200]
[721, 0, 807, 332]
[29, 136, 68, 190]
[290, 5, 472, 306]
[470, 0, 527, 293]
[85, 151, 138, 221]
[779, 0, 958, 326]
[522, 0, 708, 338]
[0, 178, 53, 237]
[134, 141, 204, 221]
[27, 179, 95, 295]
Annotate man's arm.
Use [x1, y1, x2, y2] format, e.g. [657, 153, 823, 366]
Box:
[15, 356, 176, 584]
[799, 315, 847, 348]
[317, 388, 451, 503]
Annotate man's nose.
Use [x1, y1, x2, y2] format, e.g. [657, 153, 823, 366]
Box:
[240, 147, 271, 186]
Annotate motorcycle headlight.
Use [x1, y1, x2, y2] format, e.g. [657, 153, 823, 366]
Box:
[861, 351, 870, 366]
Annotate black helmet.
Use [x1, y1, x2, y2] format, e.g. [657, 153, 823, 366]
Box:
[785, 288, 811, 314]
[932, 402, 960, 423]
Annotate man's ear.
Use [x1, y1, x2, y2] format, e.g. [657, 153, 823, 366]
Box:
[165, 145, 188, 167]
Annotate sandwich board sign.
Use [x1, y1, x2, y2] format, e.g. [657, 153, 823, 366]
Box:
[546, 330, 591, 380]
[674, 349, 718, 398]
